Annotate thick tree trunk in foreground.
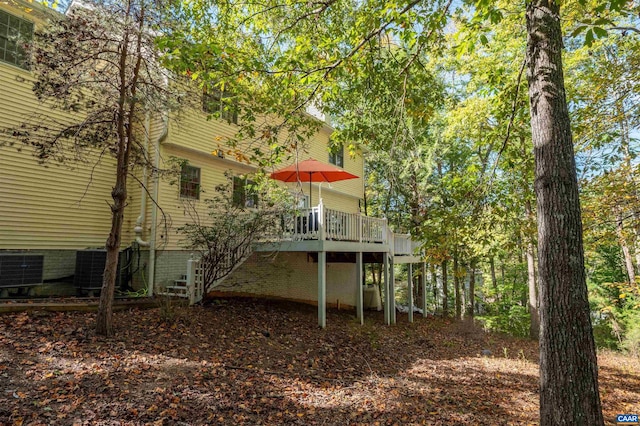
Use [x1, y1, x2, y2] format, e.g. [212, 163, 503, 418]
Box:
[526, 1, 603, 424]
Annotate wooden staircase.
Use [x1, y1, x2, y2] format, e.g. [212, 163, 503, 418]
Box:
[157, 245, 253, 305]
[158, 275, 190, 298]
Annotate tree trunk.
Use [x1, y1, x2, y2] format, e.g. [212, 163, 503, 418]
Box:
[490, 256, 498, 301]
[96, 172, 127, 336]
[97, 0, 143, 337]
[430, 263, 438, 312]
[615, 207, 636, 284]
[414, 270, 423, 309]
[371, 264, 377, 286]
[466, 261, 475, 320]
[635, 223, 640, 277]
[454, 252, 461, 320]
[526, 239, 539, 340]
[526, 2, 603, 424]
[441, 259, 448, 317]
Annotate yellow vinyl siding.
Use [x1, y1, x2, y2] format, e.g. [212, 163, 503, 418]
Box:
[1, 0, 365, 254]
[154, 143, 252, 250]
[163, 107, 364, 207]
[0, 3, 136, 250]
[151, 108, 365, 250]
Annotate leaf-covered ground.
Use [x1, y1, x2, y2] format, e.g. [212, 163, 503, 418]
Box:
[0, 298, 638, 425]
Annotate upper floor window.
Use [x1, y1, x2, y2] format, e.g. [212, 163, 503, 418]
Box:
[203, 85, 238, 125]
[180, 165, 200, 200]
[0, 10, 33, 70]
[232, 176, 258, 209]
[329, 144, 344, 168]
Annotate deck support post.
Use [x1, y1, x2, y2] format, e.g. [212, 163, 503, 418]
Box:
[422, 262, 427, 317]
[383, 254, 390, 325]
[356, 252, 363, 325]
[390, 257, 396, 324]
[318, 250, 326, 328]
[408, 263, 413, 323]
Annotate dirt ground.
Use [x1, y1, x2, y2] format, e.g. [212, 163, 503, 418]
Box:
[0, 298, 638, 425]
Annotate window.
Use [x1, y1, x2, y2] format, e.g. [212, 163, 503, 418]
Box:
[329, 144, 344, 168]
[232, 176, 258, 209]
[0, 10, 33, 70]
[180, 165, 200, 199]
[203, 85, 238, 124]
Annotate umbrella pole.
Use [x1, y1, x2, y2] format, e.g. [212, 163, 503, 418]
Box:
[309, 179, 312, 207]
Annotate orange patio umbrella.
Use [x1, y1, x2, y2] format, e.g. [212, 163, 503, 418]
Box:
[269, 158, 359, 206]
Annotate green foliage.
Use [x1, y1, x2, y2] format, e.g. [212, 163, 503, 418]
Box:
[478, 305, 530, 338]
[621, 312, 640, 357]
[178, 171, 294, 293]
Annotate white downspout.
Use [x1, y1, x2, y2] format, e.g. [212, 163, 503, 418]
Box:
[148, 114, 169, 297]
[318, 181, 332, 204]
[134, 113, 168, 297]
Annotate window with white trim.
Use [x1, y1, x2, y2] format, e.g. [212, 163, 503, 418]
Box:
[0, 10, 33, 70]
[180, 165, 200, 199]
[329, 144, 344, 168]
[232, 176, 258, 209]
[203, 85, 238, 124]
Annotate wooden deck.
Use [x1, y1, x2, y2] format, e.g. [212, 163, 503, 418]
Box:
[263, 201, 421, 257]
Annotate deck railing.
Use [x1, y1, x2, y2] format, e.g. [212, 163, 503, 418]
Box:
[393, 233, 413, 255]
[278, 201, 388, 244]
[179, 203, 420, 302]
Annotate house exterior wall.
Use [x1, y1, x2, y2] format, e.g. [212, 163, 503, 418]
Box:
[0, 1, 368, 298]
[152, 105, 364, 251]
[213, 252, 358, 308]
[0, 2, 144, 281]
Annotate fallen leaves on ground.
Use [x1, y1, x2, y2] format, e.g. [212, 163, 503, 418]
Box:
[0, 298, 638, 425]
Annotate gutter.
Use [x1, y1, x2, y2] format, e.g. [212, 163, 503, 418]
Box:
[133, 112, 168, 296]
[148, 114, 168, 297]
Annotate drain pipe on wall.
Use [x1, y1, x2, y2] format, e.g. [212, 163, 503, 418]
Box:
[134, 112, 168, 297]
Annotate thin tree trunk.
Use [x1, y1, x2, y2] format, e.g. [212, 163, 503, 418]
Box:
[466, 261, 475, 320]
[616, 90, 640, 279]
[96, 163, 128, 336]
[526, 2, 603, 424]
[454, 252, 461, 320]
[615, 206, 636, 284]
[635, 223, 640, 277]
[526, 238, 539, 340]
[635, 227, 640, 277]
[371, 264, 377, 286]
[97, 0, 144, 337]
[413, 268, 427, 310]
[431, 263, 438, 312]
[441, 259, 448, 317]
[490, 256, 498, 301]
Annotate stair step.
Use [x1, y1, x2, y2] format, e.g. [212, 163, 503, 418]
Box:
[156, 291, 189, 299]
[173, 279, 187, 285]
[164, 286, 189, 292]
